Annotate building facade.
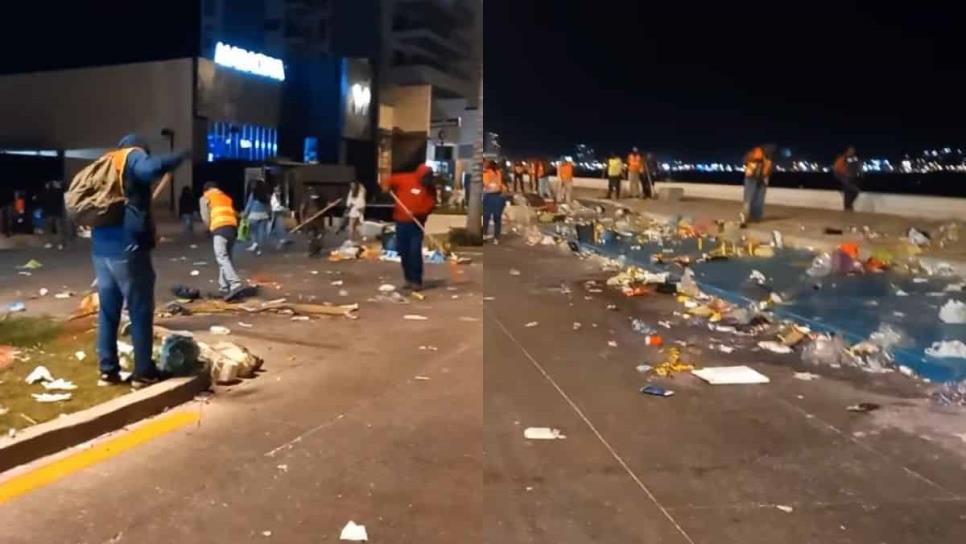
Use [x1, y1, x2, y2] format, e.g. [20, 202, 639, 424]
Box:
[0, 1, 378, 210]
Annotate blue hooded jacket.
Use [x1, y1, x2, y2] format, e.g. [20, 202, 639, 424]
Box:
[92, 134, 189, 256]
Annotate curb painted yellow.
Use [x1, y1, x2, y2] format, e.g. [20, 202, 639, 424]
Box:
[0, 410, 199, 504]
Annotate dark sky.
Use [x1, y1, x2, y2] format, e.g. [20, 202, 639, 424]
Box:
[485, 1, 966, 160]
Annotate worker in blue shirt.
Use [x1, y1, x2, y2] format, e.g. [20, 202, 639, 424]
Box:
[92, 133, 189, 389]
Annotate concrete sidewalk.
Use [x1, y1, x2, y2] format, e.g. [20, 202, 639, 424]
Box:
[574, 187, 966, 268]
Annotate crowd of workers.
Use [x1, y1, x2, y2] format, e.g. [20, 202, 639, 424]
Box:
[8, 132, 432, 391]
[485, 144, 865, 232]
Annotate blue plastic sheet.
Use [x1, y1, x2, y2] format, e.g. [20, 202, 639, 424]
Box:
[580, 232, 966, 382]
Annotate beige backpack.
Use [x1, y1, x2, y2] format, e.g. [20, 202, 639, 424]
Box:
[65, 148, 135, 227]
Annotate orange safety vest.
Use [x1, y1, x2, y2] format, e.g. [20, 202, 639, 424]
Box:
[558, 161, 574, 181]
[483, 168, 504, 193]
[204, 188, 238, 231]
[627, 153, 643, 173]
[744, 147, 773, 180]
[110, 147, 139, 185]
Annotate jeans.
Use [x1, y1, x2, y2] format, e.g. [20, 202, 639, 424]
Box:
[213, 232, 242, 291]
[558, 180, 573, 203]
[841, 179, 860, 211]
[512, 173, 524, 192]
[606, 176, 622, 200]
[483, 193, 506, 239]
[396, 220, 425, 286]
[743, 177, 767, 222]
[249, 218, 270, 247]
[44, 215, 67, 246]
[93, 251, 156, 378]
[180, 213, 194, 237]
[538, 177, 552, 199]
[628, 171, 642, 198]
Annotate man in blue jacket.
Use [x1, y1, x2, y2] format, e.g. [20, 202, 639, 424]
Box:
[93, 134, 189, 389]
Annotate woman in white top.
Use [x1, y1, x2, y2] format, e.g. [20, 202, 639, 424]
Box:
[345, 181, 366, 241]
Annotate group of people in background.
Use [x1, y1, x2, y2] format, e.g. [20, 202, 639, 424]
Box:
[604, 148, 659, 200]
[740, 144, 863, 227]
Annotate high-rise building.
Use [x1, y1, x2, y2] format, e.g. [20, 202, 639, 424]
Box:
[201, 0, 379, 60]
[381, 0, 481, 103]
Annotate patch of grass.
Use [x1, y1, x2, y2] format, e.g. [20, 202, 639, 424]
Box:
[0, 317, 129, 433]
[449, 227, 483, 247]
[0, 316, 64, 347]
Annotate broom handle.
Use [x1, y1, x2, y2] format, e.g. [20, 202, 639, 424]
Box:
[289, 199, 342, 233]
[386, 190, 448, 254]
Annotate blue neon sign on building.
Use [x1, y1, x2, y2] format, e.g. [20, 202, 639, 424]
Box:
[214, 41, 285, 81]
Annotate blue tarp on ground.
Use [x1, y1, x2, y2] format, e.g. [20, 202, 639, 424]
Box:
[581, 233, 966, 382]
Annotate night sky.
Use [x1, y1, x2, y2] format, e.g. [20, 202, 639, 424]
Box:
[485, 1, 966, 161]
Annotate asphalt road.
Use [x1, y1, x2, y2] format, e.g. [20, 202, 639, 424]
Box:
[0, 239, 483, 543]
[483, 239, 966, 544]
[3, 232, 966, 543]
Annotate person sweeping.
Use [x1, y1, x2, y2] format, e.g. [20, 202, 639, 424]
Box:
[381, 164, 436, 291]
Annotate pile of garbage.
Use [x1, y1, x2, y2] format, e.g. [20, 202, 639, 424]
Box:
[543, 204, 966, 388]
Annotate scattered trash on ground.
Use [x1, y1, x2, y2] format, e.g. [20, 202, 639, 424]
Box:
[775, 505, 794, 514]
[209, 325, 231, 335]
[524, 427, 566, 440]
[418, 345, 438, 351]
[793, 372, 820, 381]
[524, 321, 539, 328]
[939, 299, 966, 324]
[692, 366, 770, 385]
[925, 340, 966, 359]
[17, 259, 43, 270]
[4, 301, 26, 314]
[608, 340, 618, 348]
[25, 365, 54, 384]
[414, 375, 431, 381]
[339, 521, 368, 541]
[846, 402, 881, 413]
[32, 392, 72, 403]
[403, 314, 428, 321]
[509, 268, 521, 276]
[42, 378, 78, 391]
[640, 384, 674, 397]
[74, 351, 86, 361]
[932, 381, 966, 406]
[758, 340, 793, 354]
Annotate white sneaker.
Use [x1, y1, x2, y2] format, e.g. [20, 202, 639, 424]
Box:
[493, 238, 500, 245]
[246, 243, 259, 252]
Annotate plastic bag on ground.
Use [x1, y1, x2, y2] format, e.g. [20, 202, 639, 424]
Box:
[802, 334, 849, 367]
[908, 227, 931, 246]
[678, 268, 701, 297]
[939, 300, 966, 324]
[158, 334, 202, 376]
[925, 340, 966, 359]
[806, 253, 832, 278]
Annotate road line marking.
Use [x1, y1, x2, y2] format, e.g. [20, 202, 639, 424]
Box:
[490, 314, 697, 544]
[0, 409, 200, 505]
[264, 341, 476, 458]
[774, 397, 953, 496]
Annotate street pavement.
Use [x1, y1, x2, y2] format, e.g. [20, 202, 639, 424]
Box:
[0, 234, 483, 543]
[483, 237, 966, 543]
[3, 224, 966, 543]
